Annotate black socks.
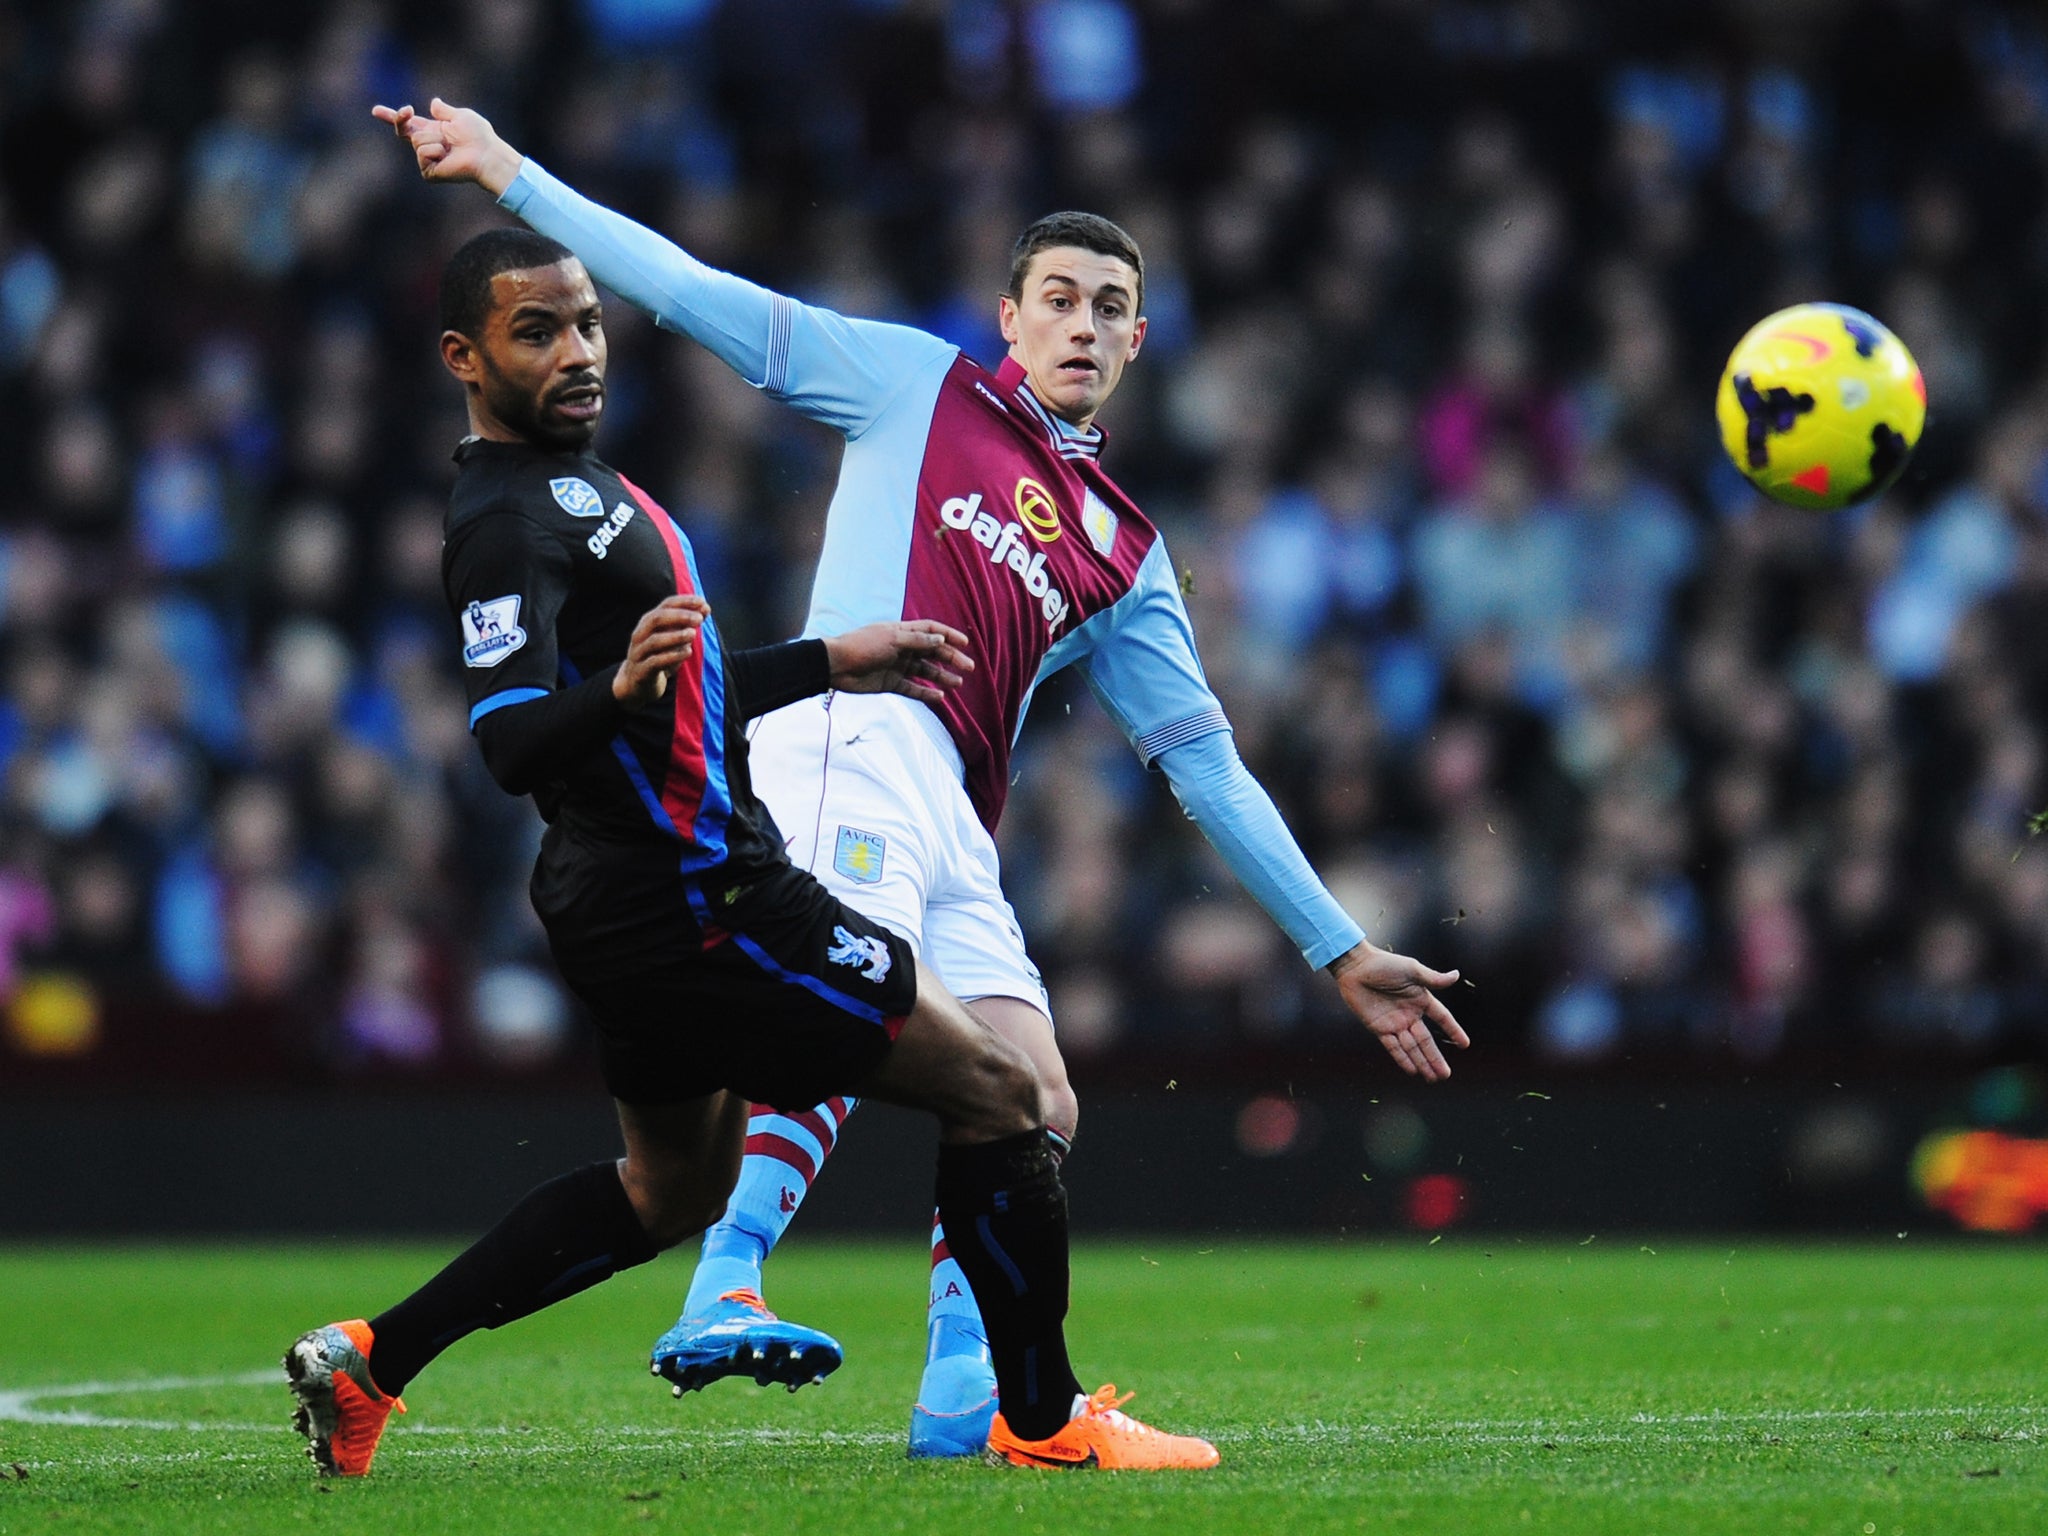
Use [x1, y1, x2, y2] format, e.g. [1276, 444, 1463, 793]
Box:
[934, 1128, 1083, 1442]
[363, 1135, 1083, 1434]
[367, 1160, 659, 1397]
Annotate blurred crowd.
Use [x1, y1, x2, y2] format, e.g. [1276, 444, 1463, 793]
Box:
[3, 0, 2047, 1082]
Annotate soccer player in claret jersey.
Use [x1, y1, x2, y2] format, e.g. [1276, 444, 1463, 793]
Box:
[377, 97, 1467, 1465]
[282, 222, 1222, 1476]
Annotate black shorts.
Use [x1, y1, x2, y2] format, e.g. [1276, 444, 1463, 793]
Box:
[535, 854, 917, 1111]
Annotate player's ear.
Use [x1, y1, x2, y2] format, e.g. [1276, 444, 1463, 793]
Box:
[441, 329, 483, 384]
[1126, 314, 1147, 361]
[997, 293, 1021, 346]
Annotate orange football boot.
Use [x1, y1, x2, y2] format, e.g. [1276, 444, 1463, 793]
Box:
[284, 1319, 407, 1476]
[986, 1384, 1220, 1470]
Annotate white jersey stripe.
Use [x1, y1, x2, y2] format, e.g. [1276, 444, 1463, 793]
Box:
[765, 295, 794, 395]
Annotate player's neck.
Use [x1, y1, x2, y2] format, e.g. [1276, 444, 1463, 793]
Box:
[1003, 358, 1105, 440]
[465, 405, 592, 458]
[1029, 387, 1097, 435]
[466, 403, 539, 446]
[1046, 399, 1097, 433]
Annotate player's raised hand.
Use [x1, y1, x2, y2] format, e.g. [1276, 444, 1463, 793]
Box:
[824, 620, 974, 705]
[370, 97, 525, 197]
[1328, 940, 1469, 1081]
[614, 594, 710, 707]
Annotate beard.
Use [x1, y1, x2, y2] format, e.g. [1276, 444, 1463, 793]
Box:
[483, 368, 602, 451]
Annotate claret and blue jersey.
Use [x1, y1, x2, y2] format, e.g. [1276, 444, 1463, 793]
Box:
[504, 163, 1222, 833]
[503, 159, 1369, 970]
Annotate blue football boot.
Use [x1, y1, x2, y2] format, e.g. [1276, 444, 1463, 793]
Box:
[650, 1289, 844, 1396]
[906, 1315, 998, 1458]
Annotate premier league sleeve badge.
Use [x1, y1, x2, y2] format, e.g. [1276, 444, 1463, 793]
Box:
[461, 594, 529, 666]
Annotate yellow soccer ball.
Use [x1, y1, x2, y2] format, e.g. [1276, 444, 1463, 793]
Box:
[1715, 302, 1926, 509]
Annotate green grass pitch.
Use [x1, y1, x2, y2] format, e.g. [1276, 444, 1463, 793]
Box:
[0, 1239, 2039, 1534]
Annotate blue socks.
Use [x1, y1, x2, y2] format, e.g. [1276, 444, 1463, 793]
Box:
[683, 1098, 857, 1317]
[926, 1213, 984, 1358]
[681, 1098, 1076, 1404]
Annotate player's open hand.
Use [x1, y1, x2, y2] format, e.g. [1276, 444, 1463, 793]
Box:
[1329, 940, 1469, 1081]
[824, 621, 973, 706]
[371, 97, 524, 198]
[615, 594, 710, 708]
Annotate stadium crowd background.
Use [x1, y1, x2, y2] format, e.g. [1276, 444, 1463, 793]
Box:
[2, 0, 2045, 1086]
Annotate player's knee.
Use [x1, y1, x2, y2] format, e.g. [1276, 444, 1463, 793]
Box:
[1026, 1051, 1078, 1140]
[963, 1030, 1041, 1137]
[1045, 1081, 1079, 1144]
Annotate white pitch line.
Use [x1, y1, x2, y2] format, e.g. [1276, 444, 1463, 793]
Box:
[1248, 1408, 2046, 1446]
[1279, 1403, 2048, 1436]
[0, 1372, 281, 1432]
[0, 1372, 511, 1435]
[14, 1417, 2042, 1476]
[0, 1373, 906, 1451]
[1, 1371, 2038, 1475]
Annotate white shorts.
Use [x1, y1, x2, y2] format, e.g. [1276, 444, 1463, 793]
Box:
[748, 691, 1052, 1020]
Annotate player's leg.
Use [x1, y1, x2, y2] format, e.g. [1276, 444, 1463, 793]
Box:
[652, 1096, 859, 1396]
[674, 1096, 860, 1323]
[860, 965, 1217, 1466]
[700, 867, 1214, 1469]
[912, 994, 1071, 1455]
[658, 695, 932, 1388]
[972, 995, 1076, 1143]
[615, 1092, 753, 1245]
[285, 1090, 744, 1475]
[644, 1092, 854, 1395]
[908, 839, 1071, 1455]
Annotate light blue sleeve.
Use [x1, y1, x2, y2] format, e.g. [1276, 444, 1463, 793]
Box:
[1072, 539, 1232, 762]
[1154, 731, 1368, 970]
[1067, 537, 1364, 968]
[500, 159, 955, 438]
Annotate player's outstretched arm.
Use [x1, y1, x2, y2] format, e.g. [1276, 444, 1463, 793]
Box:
[824, 620, 974, 707]
[1077, 539, 1470, 1078]
[1155, 730, 1471, 1079]
[370, 99, 954, 437]
[1328, 940, 1468, 1081]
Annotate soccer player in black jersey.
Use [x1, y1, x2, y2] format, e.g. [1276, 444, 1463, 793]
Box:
[283, 228, 1220, 1475]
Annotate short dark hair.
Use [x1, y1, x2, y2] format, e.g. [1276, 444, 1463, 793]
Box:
[1007, 211, 1144, 312]
[440, 227, 577, 337]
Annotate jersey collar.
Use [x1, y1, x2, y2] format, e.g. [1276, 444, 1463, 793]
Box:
[996, 357, 1105, 463]
[452, 435, 604, 468]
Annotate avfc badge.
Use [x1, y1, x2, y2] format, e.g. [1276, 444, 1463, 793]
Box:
[461, 594, 528, 667]
[549, 476, 605, 517]
[1082, 488, 1119, 557]
[833, 825, 886, 885]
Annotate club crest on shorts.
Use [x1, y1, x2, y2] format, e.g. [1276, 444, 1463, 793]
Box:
[460, 594, 528, 667]
[827, 924, 892, 984]
[833, 825, 886, 885]
[549, 476, 605, 517]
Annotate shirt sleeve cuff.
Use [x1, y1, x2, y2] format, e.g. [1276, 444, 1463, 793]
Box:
[1304, 925, 1367, 971]
[497, 157, 544, 215]
[1135, 707, 1232, 766]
